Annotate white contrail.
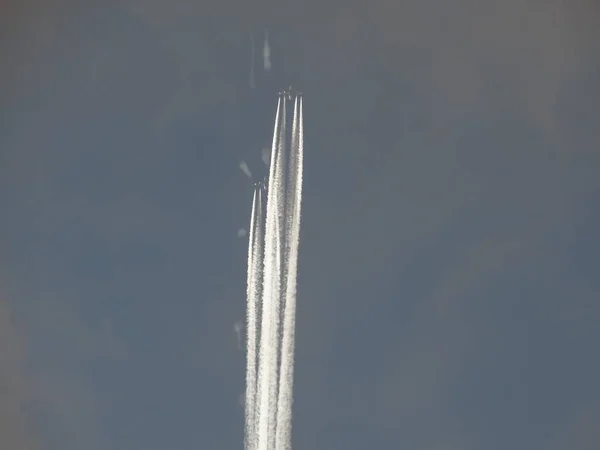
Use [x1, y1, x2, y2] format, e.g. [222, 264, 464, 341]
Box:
[244, 190, 256, 450]
[281, 96, 299, 297]
[245, 187, 263, 450]
[253, 188, 265, 447]
[261, 147, 270, 166]
[275, 96, 303, 450]
[263, 29, 272, 71]
[277, 97, 288, 254]
[249, 31, 256, 89]
[265, 96, 287, 450]
[240, 160, 253, 179]
[256, 97, 282, 450]
[274, 96, 298, 449]
[234, 320, 243, 350]
[249, 93, 304, 450]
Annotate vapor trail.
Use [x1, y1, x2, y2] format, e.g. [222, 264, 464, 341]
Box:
[281, 96, 299, 297]
[263, 29, 272, 71]
[240, 160, 253, 179]
[275, 97, 303, 450]
[256, 97, 283, 450]
[245, 186, 263, 450]
[249, 31, 256, 89]
[249, 93, 304, 450]
[265, 97, 287, 450]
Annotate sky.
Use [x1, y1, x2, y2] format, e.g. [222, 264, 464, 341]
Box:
[1, 0, 600, 449]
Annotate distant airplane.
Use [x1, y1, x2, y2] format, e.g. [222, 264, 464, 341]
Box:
[254, 176, 268, 190]
[279, 85, 302, 100]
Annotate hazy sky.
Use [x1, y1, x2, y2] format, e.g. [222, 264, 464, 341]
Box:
[2, 1, 599, 449]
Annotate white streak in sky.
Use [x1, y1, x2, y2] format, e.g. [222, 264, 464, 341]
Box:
[247, 93, 304, 450]
[240, 160, 253, 179]
[234, 320, 243, 350]
[275, 96, 303, 450]
[256, 97, 282, 450]
[263, 30, 272, 71]
[266, 97, 287, 450]
[245, 187, 262, 450]
[261, 147, 270, 166]
[249, 31, 256, 89]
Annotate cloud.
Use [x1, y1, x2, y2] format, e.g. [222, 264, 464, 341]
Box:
[237, 228, 247, 238]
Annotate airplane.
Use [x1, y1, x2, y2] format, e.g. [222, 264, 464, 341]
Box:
[279, 85, 302, 101]
[254, 176, 268, 190]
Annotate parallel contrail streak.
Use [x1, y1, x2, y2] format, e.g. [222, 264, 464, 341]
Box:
[245, 186, 264, 450]
[275, 97, 303, 450]
[244, 189, 257, 450]
[281, 96, 299, 309]
[275, 97, 298, 444]
[244, 189, 262, 448]
[256, 97, 283, 450]
[266, 97, 287, 450]
[248, 93, 303, 450]
[249, 31, 255, 89]
[280, 97, 298, 324]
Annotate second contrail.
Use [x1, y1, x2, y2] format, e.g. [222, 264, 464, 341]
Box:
[255, 97, 283, 450]
[245, 91, 304, 450]
[244, 185, 263, 450]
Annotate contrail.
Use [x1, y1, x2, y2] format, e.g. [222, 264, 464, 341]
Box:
[245, 186, 263, 450]
[275, 97, 303, 450]
[281, 96, 299, 306]
[277, 96, 288, 257]
[249, 31, 256, 89]
[240, 160, 253, 179]
[256, 97, 283, 450]
[247, 93, 304, 450]
[234, 320, 243, 350]
[263, 29, 272, 71]
[261, 147, 270, 166]
[266, 97, 287, 450]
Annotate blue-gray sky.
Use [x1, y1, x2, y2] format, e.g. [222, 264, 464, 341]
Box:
[2, 1, 599, 449]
